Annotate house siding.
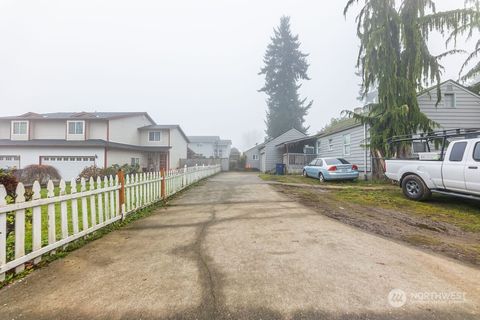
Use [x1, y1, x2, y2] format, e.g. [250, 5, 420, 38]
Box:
[0, 120, 10, 139]
[418, 81, 480, 129]
[245, 147, 261, 169]
[139, 129, 170, 147]
[244, 129, 306, 172]
[169, 128, 188, 169]
[317, 124, 371, 173]
[108, 114, 153, 145]
[106, 149, 146, 168]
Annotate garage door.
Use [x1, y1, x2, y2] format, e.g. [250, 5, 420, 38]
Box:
[0, 155, 20, 170]
[41, 156, 96, 181]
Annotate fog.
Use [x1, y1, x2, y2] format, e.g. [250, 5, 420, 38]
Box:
[0, 0, 474, 150]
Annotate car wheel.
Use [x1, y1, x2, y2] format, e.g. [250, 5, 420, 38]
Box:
[401, 175, 431, 201]
[302, 170, 307, 177]
[319, 173, 325, 183]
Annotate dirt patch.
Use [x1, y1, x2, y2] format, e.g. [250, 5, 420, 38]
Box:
[274, 185, 480, 266]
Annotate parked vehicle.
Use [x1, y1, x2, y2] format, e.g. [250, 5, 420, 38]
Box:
[385, 129, 480, 201]
[303, 158, 359, 182]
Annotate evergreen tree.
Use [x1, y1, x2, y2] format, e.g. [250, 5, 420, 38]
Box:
[259, 16, 313, 139]
[344, 0, 476, 164]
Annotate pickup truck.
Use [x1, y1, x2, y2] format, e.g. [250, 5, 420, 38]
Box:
[385, 138, 480, 201]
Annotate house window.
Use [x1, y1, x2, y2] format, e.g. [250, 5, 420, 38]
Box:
[67, 121, 84, 135]
[316, 141, 321, 154]
[12, 121, 28, 135]
[328, 139, 334, 151]
[253, 154, 259, 160]
[444, 93, 455, 108]
[343, 134, 351, 156]
[131, 158, 140, 166]
[149, 131, 161, 141]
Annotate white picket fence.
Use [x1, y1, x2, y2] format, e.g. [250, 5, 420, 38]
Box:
[0, 164, 221, 281]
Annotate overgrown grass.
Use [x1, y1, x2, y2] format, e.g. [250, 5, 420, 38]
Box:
[258, 173, 388, 187]
[332, 187, 480, 233]
[261, 173, 480, 233]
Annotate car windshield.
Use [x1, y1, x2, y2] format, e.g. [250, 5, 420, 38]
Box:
[308, 160, 318, 166]
[325, 158, 350, 165]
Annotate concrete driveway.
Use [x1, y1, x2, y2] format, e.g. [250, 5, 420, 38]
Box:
[1, 172, 479, 319]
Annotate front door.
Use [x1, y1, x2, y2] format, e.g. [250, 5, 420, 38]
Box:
[466, 141, 480, 195]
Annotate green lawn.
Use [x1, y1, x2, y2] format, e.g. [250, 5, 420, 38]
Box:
[5, 182, 136, 263]
[259, 173, 480, 233]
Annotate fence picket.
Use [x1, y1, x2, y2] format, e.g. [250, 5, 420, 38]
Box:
[104, 176, 110, 221]
[59, 180, 68, 242]
[47, 180, 56, 254]
[89, 177, 97, 227]
[125, 174, 131, 212]
[115, 175, 120, 216]
[109, 176, 115, 218]
[97, 176, 104, 224]
[15, 183, 26, 273]
[71, 179, 79, 234]
[80, 178, 88, 232]
[32, 182, 42, 264]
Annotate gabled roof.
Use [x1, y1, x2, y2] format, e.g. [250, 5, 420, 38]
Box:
[244, 128, 306, 152]
[139, 125, 190, 143]
[417, 79, 480, 100]
[317, 117, 362, 138]
[0, 112, 156, 124]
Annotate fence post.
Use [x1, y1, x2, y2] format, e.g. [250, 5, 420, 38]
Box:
[183, 164, 187, 187]
[118, 169, 126, 220]
[0, 185, 6, 281]
[161, 168, 166, 200]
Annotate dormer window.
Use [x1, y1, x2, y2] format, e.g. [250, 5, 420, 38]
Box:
[67, 121, 85, 140]
[11, 121, 29, 140]
[149, 131, 161, 142]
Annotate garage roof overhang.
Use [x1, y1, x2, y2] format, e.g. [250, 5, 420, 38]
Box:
[0, 139, 171, 152]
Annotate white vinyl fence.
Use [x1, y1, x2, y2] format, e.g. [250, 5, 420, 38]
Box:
[0, 164, 221, 281]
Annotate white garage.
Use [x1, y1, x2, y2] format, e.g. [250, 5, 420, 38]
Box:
[41, 155, 97, 181]
[0, 155, 20, 170]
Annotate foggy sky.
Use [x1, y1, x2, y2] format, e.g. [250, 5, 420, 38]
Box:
[0, 0, 475, 151]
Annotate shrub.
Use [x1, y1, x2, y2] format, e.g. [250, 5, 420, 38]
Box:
[78, 164, 140, 180]
[0, 169, 19, 197]
[18, 165, 61, 185]
[78, 166, 104, 181]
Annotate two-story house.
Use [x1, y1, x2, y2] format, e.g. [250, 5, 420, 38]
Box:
[187, 136, 232, 159]
[0, 112, 189, 180]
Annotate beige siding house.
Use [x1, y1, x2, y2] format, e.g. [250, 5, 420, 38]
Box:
[0, 112, 189, 180]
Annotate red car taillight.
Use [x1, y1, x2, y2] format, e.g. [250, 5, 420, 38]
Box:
[352, 165, 358, 171]
[328, 166, 337, 172]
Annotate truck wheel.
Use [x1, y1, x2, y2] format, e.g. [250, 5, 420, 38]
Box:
[401, 175, 431, 201]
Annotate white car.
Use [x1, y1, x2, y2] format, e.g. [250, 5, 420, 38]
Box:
[385, 138, 480, 201]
